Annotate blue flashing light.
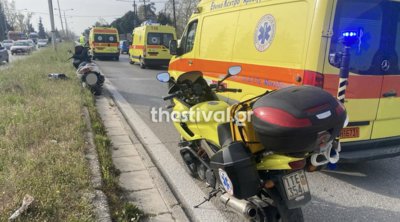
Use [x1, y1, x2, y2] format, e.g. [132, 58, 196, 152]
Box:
[342, 31, 358, 37]
[341, 30, 360, 46]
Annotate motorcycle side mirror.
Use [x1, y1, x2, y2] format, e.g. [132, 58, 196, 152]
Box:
[228, 66, 242, 76]
[157, 72, 171, 83]
[218, 66, 242, 86]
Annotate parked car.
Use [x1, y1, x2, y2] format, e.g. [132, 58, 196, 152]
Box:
[0, 43, 9, 63]
[10, 41, 31, 55]
[26, 39, 37, 51]
[37, 39, 48, 48]
[2, 40, 14, 50]
[119, 40, 129, 54]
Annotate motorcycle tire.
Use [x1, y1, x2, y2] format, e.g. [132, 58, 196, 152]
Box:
[91, 85, 102, 96]
[253, 188, 304, 222]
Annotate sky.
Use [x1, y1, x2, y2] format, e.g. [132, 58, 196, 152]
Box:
[12, 0, 168, 35]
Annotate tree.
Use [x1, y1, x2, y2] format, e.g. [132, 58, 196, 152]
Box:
[157, 12, 173, 26]
[38, 17, 46, 38]
[0, 2, 7, 40]
[1, 0, 17, 31]
[137, 2, 156, 22]
[110, 11, 140, 35]
[163, 0, 199, 35]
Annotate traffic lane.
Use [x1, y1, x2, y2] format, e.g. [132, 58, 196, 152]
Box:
[305, 158, 400, 222]
[95, 56, 179, 143]
[0, 51, 23, 69]
[97, 55, 400, 221]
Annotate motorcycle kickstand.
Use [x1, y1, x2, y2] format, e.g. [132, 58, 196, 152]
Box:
[193, 189, 223, 208]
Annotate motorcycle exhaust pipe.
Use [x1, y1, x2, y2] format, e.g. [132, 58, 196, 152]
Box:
[220, 193, 257, 219]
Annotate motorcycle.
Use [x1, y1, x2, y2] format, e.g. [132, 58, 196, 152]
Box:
[157, 66, 347, 221]
[69, 45, 105, 95]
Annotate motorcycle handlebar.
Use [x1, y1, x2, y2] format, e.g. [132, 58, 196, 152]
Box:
[223, 88, 242, 93]
[163, 92, 180, 101]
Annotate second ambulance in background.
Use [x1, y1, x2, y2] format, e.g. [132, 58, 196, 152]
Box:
[129, 22, 177, 69]
[89, 27, 120, 61]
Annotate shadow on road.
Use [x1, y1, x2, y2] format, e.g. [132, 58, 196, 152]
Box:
[321, 157, 400, 198]
[304, 196, 400, 222]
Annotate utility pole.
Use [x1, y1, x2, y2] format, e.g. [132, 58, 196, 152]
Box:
[172, 0, 177, 29]
[64, 11, 69, 40]
[133, 0, 137, 27]
[143, 0, 147, 20]
[56, 0, 65, 36]
[48, 0, 57, 50]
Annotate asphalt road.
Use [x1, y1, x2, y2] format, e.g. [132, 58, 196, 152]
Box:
[0, 48, 36, 69]
[96, 54, 400, 222]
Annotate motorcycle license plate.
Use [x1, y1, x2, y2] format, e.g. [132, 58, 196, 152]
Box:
[282, 170, 310, 200]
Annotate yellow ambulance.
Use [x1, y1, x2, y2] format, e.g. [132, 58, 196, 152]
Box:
[89, 27, 120, 60]
[168, 0, 400, 162]
[129, 23, 177, 68]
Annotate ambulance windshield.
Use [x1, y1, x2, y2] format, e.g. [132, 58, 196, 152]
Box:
[330, 0, 400, 75]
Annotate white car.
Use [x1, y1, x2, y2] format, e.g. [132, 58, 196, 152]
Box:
[10, 41, 32, 55]
[37, 39, 48, 48]
[2, 40, 14, 50]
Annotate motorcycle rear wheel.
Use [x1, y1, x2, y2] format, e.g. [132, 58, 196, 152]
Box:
[252, 188, 304, 222]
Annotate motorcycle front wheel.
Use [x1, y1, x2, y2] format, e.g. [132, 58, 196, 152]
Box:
[252, 188, 304, 222]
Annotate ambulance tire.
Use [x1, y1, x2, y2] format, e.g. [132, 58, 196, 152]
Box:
[115, 56, 119, 61]
[129, 60, 135, 65]
[139, 57, 146, 69]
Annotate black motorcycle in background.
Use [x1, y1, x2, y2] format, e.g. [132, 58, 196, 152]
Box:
[69, 45, 105, 95]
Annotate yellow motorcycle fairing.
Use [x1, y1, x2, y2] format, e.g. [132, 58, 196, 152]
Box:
[171, 99, 230, 146]
[191, 100, 230, 147]
[172, 98, 202, 141]
[257, 154, 305, 171]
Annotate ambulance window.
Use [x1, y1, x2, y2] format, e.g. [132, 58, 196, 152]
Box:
[95, 34, 118, 43]
[330, 0, 400, 75]
[147, 33, 174, 48]
[182, 21, 198, 54]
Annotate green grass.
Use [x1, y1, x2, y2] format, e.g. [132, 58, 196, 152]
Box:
[0, 44, 94, 221]
[0, 44, 143, 221]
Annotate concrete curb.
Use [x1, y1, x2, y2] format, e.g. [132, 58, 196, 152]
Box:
[103, 79, 229, 222]
[82, 107, 112, 222]
[96, 91, 190, 221]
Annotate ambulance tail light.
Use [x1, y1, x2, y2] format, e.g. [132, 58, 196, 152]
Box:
[303, 71, 324, 88]
[143, 46, 147, 57]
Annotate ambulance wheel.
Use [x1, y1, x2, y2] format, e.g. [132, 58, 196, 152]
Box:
[139, 57, 146, 69]
[115, 56, 119, 61]
[129, 60, 135, 65]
